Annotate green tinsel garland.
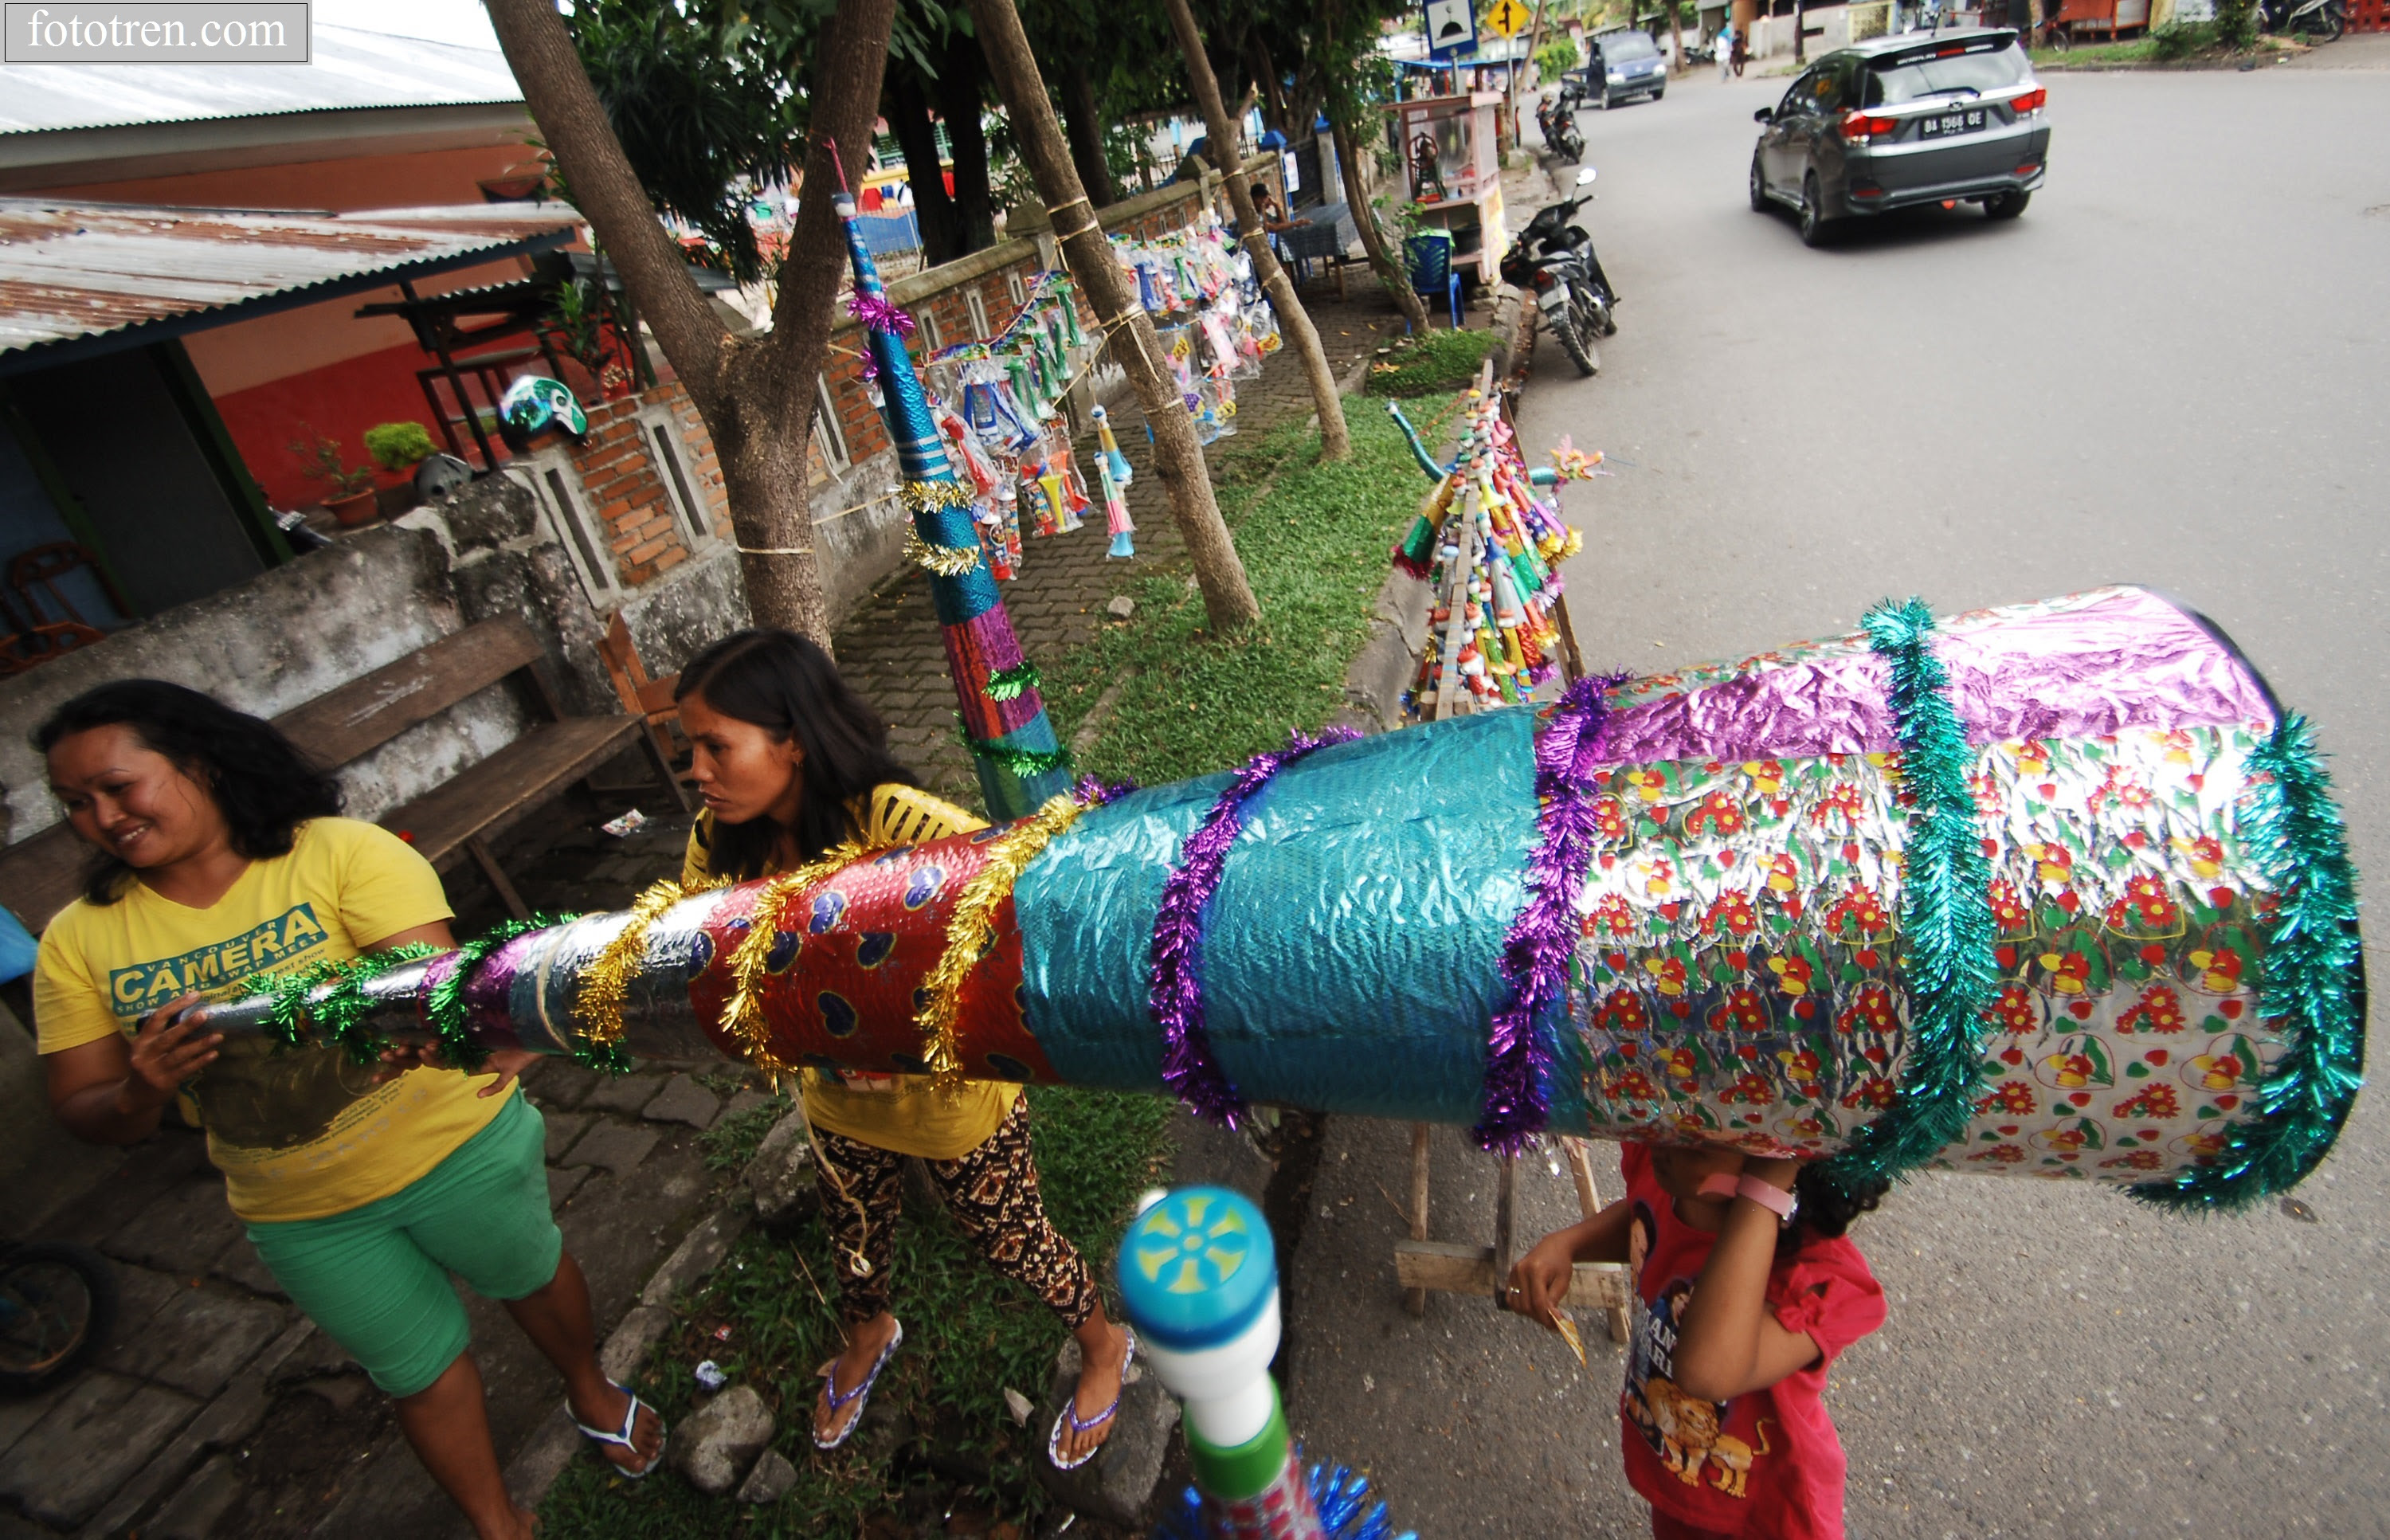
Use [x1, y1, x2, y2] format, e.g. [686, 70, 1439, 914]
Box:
[985, 663, 1043, 702]
[261, 945, 444, 1068]
[424, 916, 575, 1074]
[1821, 598, 2000, 1196]
[2130, 715, 2365, 1212]
[958, 725, 1072, 780]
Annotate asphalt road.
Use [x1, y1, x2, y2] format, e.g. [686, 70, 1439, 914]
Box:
[1283, 55, 2390, 1540]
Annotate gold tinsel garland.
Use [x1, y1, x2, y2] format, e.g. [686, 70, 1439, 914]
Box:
[574, 877, 721, 1048]
[719, 840, 873, 1076]
[915, 790, 1096, 1087]
[901, 479, 974, 515]
[904, 529, 983, 578]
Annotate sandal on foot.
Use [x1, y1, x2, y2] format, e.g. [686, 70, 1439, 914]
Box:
[1048, 1329, 1137, 1472]
[571, 1380, 664, 1479]
[814, 1319, 903, 1451]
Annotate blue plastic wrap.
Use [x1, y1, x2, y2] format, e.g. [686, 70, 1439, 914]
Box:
[1017, 710, 1542, 1120]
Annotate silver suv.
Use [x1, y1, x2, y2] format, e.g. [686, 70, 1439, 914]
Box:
[1749, 28, 2049, 247]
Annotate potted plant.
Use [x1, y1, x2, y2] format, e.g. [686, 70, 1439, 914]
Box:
[289, 429, 380, 527]
[363, 421, 438, 516]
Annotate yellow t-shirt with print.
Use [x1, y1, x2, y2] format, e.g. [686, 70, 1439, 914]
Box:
[33, 817, 510, 1223]
[682, 784, 1013, 1161]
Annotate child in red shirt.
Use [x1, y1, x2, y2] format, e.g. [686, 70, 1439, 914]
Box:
[1509, 1143, 1888, 1540]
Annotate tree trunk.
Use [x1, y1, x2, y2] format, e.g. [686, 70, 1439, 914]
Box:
[1669, 0, 1691, 73]
[966, 0, 1261, 634]
[484, 0, 898, 648]
[1246, 36, 1291, 135]
[1160, 0, 1351, 461]
[1060, 69, 1116, 210]
[888, 66, 962, 265]
[1331, 114, 1428, 332]
[934, 28, 997, 253]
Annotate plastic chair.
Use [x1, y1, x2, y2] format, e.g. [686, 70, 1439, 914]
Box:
[1405, 233, 1463, 331]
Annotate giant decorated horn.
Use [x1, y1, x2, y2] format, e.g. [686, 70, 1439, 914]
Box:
[203, 588, 2363, 1209]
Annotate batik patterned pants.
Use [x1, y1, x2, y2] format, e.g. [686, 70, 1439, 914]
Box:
[810, 1094, 1099, 1330]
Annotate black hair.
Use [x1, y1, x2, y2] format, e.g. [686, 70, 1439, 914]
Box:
[673, 629, 920, 877]
[37, 680, 343, 906]
[1781, 1163, 1891, 1258]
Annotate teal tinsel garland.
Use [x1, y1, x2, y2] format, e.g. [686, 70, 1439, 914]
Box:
[425, 917, 574, 1074]
[261, 945, 444, 1068]
[2131, 715, 2365, 1212]
[985, 663, 1043, 702]
[1821, 598, 2000, 1195]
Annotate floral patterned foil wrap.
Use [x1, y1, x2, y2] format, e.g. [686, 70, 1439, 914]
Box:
[1561, 587, 2315, 1183]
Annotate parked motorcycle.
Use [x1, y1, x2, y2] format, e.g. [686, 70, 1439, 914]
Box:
[1537, 92, 1587, 163]
[2258, 0, 2346, 39]
[1498, 167, 1616, 378]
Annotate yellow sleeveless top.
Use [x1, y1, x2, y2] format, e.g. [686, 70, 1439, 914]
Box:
[681, 784, 1013, 1158]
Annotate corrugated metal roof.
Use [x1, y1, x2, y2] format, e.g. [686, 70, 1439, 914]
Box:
[0, 199, 580, 363]
[0, 25, 523, 138]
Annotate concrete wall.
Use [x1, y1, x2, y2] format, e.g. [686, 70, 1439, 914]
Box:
[0, 523, 531, 845]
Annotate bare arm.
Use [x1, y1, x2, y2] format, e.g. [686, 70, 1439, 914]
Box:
[1671, 1158, 1824, 1401]
[1505, 1196, 1636, 1332]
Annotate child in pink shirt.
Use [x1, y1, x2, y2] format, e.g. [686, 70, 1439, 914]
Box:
[1510, 1143, 1888, 1540]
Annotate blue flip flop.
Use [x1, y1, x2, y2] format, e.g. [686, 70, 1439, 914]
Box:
[814, 1318, 903, 1451]
[571, 1379, 664, 1479]
[1048, 1328, 1138, 1471]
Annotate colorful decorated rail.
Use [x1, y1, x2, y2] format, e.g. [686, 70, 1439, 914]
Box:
[206, 587, 2363, 1209]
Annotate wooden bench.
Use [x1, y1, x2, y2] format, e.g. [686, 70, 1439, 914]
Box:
[0, 615, 677, 931]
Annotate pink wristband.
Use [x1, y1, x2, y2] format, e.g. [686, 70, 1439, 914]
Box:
[1735, 1174, 1796, 1220]
[1696, 1172, 1739, 1201]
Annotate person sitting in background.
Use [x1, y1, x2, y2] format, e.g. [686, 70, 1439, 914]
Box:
[33, 681, 659, 1540]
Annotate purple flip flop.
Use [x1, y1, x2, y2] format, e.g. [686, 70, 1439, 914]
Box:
[814, 1318, 903, 1451]
[1048, 1328, 1138, 1471]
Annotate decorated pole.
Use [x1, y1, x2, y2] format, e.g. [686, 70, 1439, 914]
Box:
[836, 190, 1074, 818]
[207, 589, 2364, 1209]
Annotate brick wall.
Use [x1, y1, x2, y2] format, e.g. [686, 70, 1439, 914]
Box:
[566, 378, 731, 591]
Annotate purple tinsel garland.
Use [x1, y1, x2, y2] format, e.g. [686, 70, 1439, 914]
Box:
[1471, 673, 1630, 1153]
[847, 290, 915, 380]
[1149, 727, 1360, 1127]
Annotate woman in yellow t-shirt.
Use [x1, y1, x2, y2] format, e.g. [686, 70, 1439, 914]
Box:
[32, 681, 660, 1540]
[674, 629, 1132, 1468]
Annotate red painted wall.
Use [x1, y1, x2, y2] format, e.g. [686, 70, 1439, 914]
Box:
[210, 339, 463, 510]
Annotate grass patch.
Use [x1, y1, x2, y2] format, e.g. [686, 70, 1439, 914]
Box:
[540, 1085, 1173, 1535]
[698, 1092, 790, 1174]
[2030, 25, 2299, 65]
[1037, 390, 1459, 786]
[1362, 328, 1500, 398]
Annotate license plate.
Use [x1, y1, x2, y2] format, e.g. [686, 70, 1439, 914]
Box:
[1918, 107, 1988, 139]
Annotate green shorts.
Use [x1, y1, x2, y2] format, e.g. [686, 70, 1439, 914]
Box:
[247, 1091, 562, 1397]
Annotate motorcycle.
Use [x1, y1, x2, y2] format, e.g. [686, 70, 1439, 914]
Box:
[2258, 0, 2346, 38]
[1497, 167, 1616, 378]
[1537, 91, 1586, 163]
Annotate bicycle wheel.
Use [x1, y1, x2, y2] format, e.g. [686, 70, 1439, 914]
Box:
[0, 1243, 116, 1396]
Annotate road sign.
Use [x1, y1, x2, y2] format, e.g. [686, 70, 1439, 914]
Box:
[1483, 0, 1532, 35]
[1424, 0, 1478, 59]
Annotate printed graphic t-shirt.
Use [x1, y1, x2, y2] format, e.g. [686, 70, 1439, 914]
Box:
[33, 817, 505, 1224]
[681, 783, 1013, 1160]
[1618, 1143, 1887, 1540]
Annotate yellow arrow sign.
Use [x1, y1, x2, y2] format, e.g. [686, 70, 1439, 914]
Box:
[1484, 0, 1532, 36]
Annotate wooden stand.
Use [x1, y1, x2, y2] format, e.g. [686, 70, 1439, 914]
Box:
[1393, 1132, 1631, 1343]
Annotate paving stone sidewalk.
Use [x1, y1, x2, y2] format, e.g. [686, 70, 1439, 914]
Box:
[834, 285, 1425, 802]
